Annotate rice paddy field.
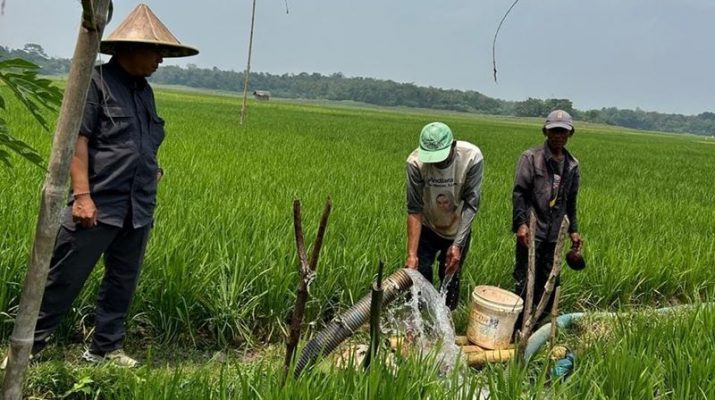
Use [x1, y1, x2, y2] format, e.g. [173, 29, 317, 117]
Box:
[1, 85, 714, 399]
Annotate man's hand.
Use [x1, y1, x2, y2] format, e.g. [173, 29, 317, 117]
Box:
[516, 224, 530, 247]
[72, 194, 97, 228]
[445, 245, 461, 275]
[405, 255, 418, 269]
[570, 232, 582, 251]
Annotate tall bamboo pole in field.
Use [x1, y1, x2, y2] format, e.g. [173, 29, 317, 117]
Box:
[239, 0, 257, 125]
[2, 1, 111, 398]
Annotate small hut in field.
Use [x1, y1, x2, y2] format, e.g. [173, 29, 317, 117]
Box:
[253, 90, 271, 101]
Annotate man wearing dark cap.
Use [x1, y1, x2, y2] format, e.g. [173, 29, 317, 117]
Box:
[1, 4, 198, 369]
[405, 122, 484, 310]
[512, 110, 583, 325]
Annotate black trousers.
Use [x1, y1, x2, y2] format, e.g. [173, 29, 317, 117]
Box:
[513, 241, 560, 329]
[416, 227, 471, 310]
[33, 222, 151, 354]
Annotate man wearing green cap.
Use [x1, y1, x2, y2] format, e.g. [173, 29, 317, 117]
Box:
[405, 122, 484, 309]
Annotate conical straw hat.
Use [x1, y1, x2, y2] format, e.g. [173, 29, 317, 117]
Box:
[100, 4, 198, 58]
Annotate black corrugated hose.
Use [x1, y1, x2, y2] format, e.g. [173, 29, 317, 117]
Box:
[293, 268, 413, 378]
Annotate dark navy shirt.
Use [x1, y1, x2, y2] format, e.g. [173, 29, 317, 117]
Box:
[64, 57, 165, 229]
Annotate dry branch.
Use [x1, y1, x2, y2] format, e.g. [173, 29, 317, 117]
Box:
[284, 198, 332, 374]
[521, 211, 537, 333]
[519, 216, 570, 343]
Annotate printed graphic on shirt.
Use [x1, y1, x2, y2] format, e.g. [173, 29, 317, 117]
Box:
[433, 192, 458, 230]
[427, 177, 456, 188]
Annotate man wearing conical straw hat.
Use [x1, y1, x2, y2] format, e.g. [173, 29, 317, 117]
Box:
[1, 4, 197, 370]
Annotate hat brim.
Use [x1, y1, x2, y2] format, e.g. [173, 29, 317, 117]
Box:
[544, 122, 573, 131]
[100, 40, 199, 58]
[418, 145, 451, 163]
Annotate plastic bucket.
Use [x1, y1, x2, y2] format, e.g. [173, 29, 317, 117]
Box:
[467, 285, 524, 349]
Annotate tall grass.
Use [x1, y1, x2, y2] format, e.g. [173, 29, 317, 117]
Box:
[2, 86, 714, 345]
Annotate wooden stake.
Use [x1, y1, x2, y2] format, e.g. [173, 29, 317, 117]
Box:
[520, 216, 569, 344]
[517, 212, 537, 358]
[1, 2, 111, 398]
[549, 286, 561, 349]
[521, 211, 537, 333]
[284, 198, 332, 375]
[363, 260, 384, 370]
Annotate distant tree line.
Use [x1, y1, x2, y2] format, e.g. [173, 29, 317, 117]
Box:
[3, 44, 714, 136]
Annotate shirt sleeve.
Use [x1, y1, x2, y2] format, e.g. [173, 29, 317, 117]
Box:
[79, 76, 100, 139]
[566, 165, 580, 233]
[512, 152, 533, 232]
[406, 161, 424, 214]
[453, 159, 484, 247]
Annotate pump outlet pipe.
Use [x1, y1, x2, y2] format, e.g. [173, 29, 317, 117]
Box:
[294, 268, 413, 378]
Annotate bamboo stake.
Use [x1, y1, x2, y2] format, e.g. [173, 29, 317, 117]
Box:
[549, 286, 561, 349]
[284, 198, 332, 374]
[464, 349, 515, 367]
[520, 216, 570, 341]
[390, 336, 473, 348]
[521, 211, 537, 333]
[1, 2, 111, 398]
[459, 345, 486, 354]
[239, 0, 257, 125]
[516, 211, 537, 358]
[363, 260, 384, 370]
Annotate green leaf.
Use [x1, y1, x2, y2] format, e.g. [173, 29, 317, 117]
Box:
[0, 57, 63, 132]
[0, 148, 11, 168]
[0, 58, 60, 167]
[0, 123, 46, 170]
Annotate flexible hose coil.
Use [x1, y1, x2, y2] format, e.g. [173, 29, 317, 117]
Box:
[294, 269, 413, 377]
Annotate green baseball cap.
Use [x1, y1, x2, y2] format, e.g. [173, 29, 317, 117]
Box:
[418, 122, 453, 163]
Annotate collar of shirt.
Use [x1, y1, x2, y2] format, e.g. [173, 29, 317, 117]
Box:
[542, 141, 571, 164]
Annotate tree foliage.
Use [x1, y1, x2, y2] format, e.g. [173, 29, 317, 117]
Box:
[3, 44, 714, 136]
[0, 57, 63, 168]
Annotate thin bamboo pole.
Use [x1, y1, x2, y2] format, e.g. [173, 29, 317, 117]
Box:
[521, 211, 537, 333]
[516, 212, 537, 358]
[1, 1, 111, 398]
[521, 216, 570, 341]
[239, 0, 257, 125]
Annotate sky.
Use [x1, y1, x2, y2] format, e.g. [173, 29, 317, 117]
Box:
[1, 0, 714, 115]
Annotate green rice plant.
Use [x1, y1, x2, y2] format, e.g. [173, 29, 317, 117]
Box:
[2, 83, 714, 398]
[559, 304, 715, 399]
